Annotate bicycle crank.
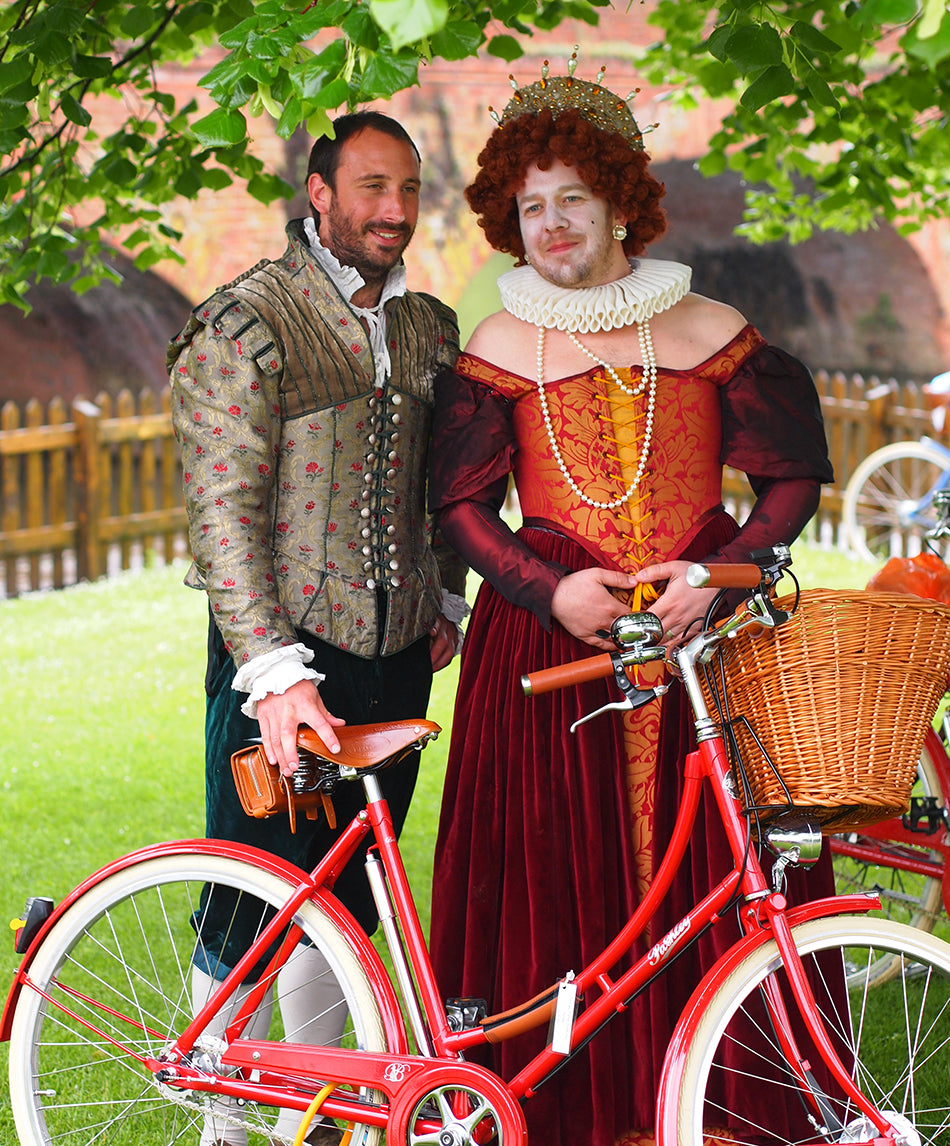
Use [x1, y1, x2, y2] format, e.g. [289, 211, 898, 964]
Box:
[387, 1062, 527, 1145]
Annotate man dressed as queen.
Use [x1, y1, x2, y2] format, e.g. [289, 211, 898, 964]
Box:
[428, 50, 835, 1145]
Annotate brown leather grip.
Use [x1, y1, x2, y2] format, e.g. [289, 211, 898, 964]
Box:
[522, 652, 614, 696]
[686, 562, 762, 589]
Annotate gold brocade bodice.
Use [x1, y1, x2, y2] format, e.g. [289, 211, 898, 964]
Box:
[457, 357, 727, 575]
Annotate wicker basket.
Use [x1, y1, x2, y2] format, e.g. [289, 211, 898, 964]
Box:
[702, 588, 950, 833]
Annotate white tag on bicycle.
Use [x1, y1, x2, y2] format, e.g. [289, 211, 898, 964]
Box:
[551, 974, 577, 1056]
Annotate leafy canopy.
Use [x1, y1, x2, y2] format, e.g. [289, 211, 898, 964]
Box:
[0, 0, 947, 306]
[639, 0, 950, 242]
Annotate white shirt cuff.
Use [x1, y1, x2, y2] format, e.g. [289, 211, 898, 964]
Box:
[231, 643, 325, 720]
[441, 590, 470, 654]
[441, 590, 470, 626]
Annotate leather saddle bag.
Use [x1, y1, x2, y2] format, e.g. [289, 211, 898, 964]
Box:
[230, 743, 336, 834]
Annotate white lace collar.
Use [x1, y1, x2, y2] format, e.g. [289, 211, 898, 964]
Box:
[498, 259, 692, 334]
[303, 217, 407, 308]
[303, 217, 407, 380]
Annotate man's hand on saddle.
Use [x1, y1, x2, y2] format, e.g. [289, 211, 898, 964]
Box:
[257, 679, 346, 776]
[633, 561, 718, 649]
[551, 567, 639, 650]
[429, 612, 461, 671]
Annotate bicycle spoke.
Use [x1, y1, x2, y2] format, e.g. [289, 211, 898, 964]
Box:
[9, 852, 388, 1146]
[673, 919, 950, 1144]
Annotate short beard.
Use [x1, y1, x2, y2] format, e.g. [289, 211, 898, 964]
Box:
[324, 202, 412, 286]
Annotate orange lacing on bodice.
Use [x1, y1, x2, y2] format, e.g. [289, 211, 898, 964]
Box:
[593, 373, 659, 609]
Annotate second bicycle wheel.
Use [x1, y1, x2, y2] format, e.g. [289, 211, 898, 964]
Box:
[831, 736, 946, 986]
[841, 439, 949, 562]
[670, 915, 950, 1145]
[8, 849, 389, 1146]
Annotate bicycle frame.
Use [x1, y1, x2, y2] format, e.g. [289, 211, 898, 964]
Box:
[2, 565, 916, 1145]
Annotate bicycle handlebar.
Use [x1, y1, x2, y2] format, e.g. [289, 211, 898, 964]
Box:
[685, 562, 763, 589]
[521, 651, 616, 697]
[521, 547, 794, 706]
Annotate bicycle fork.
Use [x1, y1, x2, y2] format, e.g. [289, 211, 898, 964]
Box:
[744, 895, 898, 1144]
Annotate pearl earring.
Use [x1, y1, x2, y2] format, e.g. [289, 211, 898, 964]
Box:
[612, 223, 627, 241]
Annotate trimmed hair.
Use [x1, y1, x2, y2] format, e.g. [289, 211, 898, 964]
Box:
[307, 111, 421, 191]
[465, 107, 667, 262]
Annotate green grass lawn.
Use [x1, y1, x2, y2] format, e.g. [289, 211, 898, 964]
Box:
[0, 542, 876, 923]
[0, 542, 892, 1139]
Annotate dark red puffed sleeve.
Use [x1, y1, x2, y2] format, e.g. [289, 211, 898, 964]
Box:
[710, 475, 821, 564]
[429, 370, 568, 627]
[719, 345, 834, 483]
[709, 344, 832, 564]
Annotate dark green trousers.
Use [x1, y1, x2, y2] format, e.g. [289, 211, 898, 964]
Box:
[200, 611, 433, 970]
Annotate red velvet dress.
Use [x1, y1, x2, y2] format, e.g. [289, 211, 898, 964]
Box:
[428, 326, 835, 1145]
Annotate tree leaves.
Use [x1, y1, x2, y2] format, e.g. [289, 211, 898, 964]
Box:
[740, 64, 794, 111]
[191, 107, 248, 147]
[641, 0, 950, 242]
[1, 0, 949, 303]
[370, 0, 450, 52]
[0, 0, 584, 304]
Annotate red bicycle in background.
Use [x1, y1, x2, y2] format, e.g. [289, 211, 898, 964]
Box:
[831, 488, 950, 984]
[5, 546, 950, 1145]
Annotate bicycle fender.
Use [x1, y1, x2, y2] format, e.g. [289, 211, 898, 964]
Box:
[654, 893, 878, 1145]
[0, 839, 405, 1050]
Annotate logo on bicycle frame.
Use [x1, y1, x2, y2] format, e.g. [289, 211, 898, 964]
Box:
[383, 1062, 411, 1083]
[648, 917, 690, 966]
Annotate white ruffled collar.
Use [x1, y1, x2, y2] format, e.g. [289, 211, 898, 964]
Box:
[498, 259, 692, 333]
[303, 216, 407, 308]
[303, 217, 406, 381]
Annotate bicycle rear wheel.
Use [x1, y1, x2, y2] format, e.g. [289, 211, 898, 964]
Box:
[670, 916, 950, 1145]
[841, 439, 949, 562]
[8, 850, 388, 1146]
[831, 739, 946, 986]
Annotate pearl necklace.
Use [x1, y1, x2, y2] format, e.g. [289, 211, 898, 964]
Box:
[567, 330, 648, 397]
[536, 320, 657, 510]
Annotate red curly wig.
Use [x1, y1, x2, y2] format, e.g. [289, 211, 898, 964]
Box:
[465, 107, 667, 263]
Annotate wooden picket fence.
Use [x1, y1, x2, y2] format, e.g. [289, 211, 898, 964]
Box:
[0, 370, 944, 598]
[0, 389, 187, 598]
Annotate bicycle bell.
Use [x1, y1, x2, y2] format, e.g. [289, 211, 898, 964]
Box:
[610, 613, 664, 650]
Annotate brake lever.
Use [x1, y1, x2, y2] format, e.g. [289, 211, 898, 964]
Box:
[570, 689, 668, 732]
[569, 652, 669, 733]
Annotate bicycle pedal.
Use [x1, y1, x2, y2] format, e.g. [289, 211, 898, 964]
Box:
[901, 795, 946, 835]
[445, 997, 488, 1032]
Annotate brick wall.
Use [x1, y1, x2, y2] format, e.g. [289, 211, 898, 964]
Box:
[73, 8, 950, 376]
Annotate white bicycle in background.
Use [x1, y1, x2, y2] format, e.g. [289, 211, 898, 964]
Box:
[842, 370, 950, 562]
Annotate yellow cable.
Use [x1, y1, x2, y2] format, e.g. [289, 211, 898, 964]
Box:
[293, 1083, 336, 1146]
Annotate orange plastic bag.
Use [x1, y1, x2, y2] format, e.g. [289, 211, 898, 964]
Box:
[866, 550, 950, 604]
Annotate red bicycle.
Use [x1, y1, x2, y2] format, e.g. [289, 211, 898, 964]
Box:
[5, 546, 950, 1145]
[831, 489, 950, 985]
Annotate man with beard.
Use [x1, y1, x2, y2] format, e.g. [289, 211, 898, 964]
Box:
[168, 111, 463, 1146]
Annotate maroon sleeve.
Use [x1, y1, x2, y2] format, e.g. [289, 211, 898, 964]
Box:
[708, 475, 821, 564]
[429, 369, 568, 628]
[719, 346, 834, 483]
[708, 343, 831, 565]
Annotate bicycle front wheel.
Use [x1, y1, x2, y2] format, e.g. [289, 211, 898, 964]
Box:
[841, 439, 949, 562]
[831, 738, 946, 986]
[671, 915, 950, 1145]
[8, 850, 388, 1146]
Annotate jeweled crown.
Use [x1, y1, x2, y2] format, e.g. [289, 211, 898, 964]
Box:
[489, 47, 655, 151]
